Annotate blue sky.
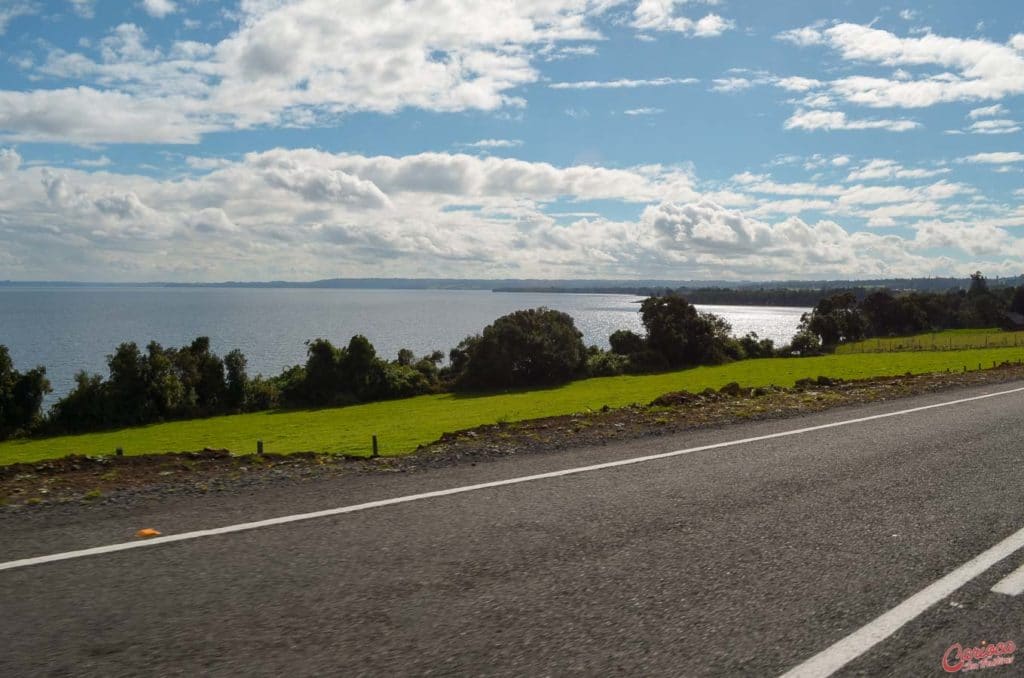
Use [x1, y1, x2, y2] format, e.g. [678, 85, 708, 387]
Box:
[0, 0, 1022, 281]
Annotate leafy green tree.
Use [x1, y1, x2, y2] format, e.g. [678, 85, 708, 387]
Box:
[739, 332, 775, 359]
[453, 308, 587, 389]
[799, 293, 866, 347]
[968, 271, 989, 298]
[639, 294, 739, 368]
[0, 346, 51, 439]
[225, 349, 248, 410]
[49, 371, 107, 433]
[301, 338, 345, 405]
[609, 329, 645, 356]
[1010, 286, 1024, 315]
[107, 342, 150, 425]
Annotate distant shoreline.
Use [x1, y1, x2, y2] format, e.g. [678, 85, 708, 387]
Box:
[0, 275, 1010, 293]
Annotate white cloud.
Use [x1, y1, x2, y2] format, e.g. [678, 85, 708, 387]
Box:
[962, 152, 1024, 164]
[775, 25, 826, 47]
[461, 139, 523, 148]
[140, 0, 176, 18]
[968, 104, 1008, 119]
[967, 119, 1021, 135]
[2, 1, 627, 145]
[624, 107, 664, 116]
[74, 155, 113, 168]
[711, 77, 755, 93]
[632, 1, 734, 37]
[0, 150, 1014, 280]
[0, 148, 21, 173]
[814, 23, 1024, 108]
[68, 0, 94, 19]
[549, 77, 698, 89]
[784, 109, 920, 132]
[899, 9, 918, 21]
[846, 159, 950, 181]
[776, 76, 823, 92]
[0, 2, 36, 34]
[0, 87, 210, 144]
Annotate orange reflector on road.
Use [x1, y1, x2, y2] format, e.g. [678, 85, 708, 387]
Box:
[135, 528, 161, 539]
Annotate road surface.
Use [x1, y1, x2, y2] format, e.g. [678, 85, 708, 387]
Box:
[3, 381, 1024, 676]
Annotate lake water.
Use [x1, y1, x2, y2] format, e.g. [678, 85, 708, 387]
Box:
[0, 288, 808, 403]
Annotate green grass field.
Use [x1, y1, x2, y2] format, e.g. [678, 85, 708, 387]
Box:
[836, 328, 1023, 354]
[3, 345, 1024, 466]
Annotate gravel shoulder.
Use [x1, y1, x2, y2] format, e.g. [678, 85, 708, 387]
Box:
[3, 361, 1023, 512]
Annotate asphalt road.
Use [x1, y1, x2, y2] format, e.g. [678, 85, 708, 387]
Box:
[4, 381, 1024, 677]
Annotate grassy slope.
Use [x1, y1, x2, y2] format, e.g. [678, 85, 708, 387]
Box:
[3, 345, 1024, 465]
[836, 328, 1024, 354]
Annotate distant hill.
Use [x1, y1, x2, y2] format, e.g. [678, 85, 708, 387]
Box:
[3, 275, 1022, 294]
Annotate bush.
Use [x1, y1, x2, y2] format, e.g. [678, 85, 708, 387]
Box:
[739, 332, 775, 359]
[586, 350, 631, 377]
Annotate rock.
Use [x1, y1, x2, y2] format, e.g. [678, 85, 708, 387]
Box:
[718, 382, 742, 397]
[650, 390, 696, 407]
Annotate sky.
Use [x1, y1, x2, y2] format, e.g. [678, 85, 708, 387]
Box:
[0, 0, 1022, 282]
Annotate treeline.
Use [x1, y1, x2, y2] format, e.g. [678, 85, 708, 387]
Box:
[494, 285, 869, 306]
[791, 272, 1022, 351]
[0, 297, 779, 440]
[4, 274, 1023, 441]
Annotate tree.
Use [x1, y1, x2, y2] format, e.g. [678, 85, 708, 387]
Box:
[301, 338, 345, 405]
[968, 271, 989, 298]
[225, 349, 248, 410]
[107, 342, 150, 425]
[799, 293, 866, 347]
[1011, 286, 1024, 315]
[639, 294, 739, 368]
[453, 308, 587, 389]
[609, 329, 645, 356]
[0, 346, 51, 439]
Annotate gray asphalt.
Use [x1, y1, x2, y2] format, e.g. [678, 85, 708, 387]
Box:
[3, 381, 1024, 677]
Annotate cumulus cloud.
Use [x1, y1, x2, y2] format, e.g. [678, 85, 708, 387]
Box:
[0, 151, 1014, 281]
[632, 1, 734, 37]
[0, 1, 626, 145]
[0, 87, 210, 144]
[775, 25, 827, 47]
[784, 109, 920, 132]
[0, 148, 21, 173]
[140, 0, 175, 18]
[790, 23, 1024, 109]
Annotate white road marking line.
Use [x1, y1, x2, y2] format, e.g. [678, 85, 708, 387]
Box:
[780, 529, 1024, 677]
[3, 385, 1024, 574]
[992, 562, 1024, 596]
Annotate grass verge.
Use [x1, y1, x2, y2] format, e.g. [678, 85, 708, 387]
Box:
[836, 328, 1024, 354]
[2, 345, 1024, 466]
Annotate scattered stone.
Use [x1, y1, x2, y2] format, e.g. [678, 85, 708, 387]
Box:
[718, 382, 742, 397]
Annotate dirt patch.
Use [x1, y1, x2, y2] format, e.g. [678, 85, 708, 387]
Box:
[3, 362, 1023, 508]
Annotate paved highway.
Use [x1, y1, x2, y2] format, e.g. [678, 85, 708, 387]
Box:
[4, 381, 1024, 676]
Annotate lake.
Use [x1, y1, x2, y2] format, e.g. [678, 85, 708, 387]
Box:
[0, 287, 808, 403]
